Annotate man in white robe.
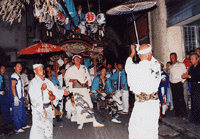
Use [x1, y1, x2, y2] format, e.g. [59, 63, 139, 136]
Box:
[64, 55, 104, 129]
[125, 44, 161, 139]
[28, 64, 69, 139]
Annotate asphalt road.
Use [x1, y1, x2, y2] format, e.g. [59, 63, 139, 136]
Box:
[2, 103, 200, 139]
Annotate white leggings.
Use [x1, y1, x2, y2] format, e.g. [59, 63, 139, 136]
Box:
[115, 90, 129, 112]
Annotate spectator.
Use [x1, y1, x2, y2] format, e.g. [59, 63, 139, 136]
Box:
[113, 62, 118, 73]
[95, 63, 103, 77]
[81, 53, 91, 71]
[183, 53, 191, 71]
[46, 65, 56, 76]
[181, 53, 200, 123]
[0, 65, 13, 126]
[169, 53, 187, 120]
[110, 62, 129, 114]
[65, 93, 76, 122]
[63, 56, 71, 70]
[195, 48, 200, 61]
[28, 71, 35, 81]
[106, 63, 113, 78]
[21, 68, 30, 114]
[9, 63, 30, 133]
[91, 66, 122, 123]
[46, 71, 60, 89]
[112, 62, 118, 90]
[183, 53, 191, 107]
[58, 65, 68, 113]
[158, 62, 169, 118]
[165, 62, 174, 111]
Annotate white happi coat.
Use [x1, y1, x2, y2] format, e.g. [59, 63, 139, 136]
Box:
[21, 73, 29, 89]
[10, 72, 24, 99]
[28, 75, 64, 139]
[21, 73, 29, 101]
[125, 56, 161, 139]
[58, 74, 64, 88]
[65, 99, 77, 122]
[57, 74, 68, 112]
[64, 65, 94, 125]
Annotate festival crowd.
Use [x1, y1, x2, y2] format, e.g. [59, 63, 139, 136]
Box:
[0, 45, 200, 139]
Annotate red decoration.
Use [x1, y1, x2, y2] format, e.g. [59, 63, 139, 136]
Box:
[48, 91, 53, 96]
[49, 94, 55, 101]
[18, 42, 65, 55]
[85, 12, 96, 23]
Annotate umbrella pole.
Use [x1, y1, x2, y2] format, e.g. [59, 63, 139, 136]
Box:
[131, 12, 139, 45]
[131, 12, 139, 61]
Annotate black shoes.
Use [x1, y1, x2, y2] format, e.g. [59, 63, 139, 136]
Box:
[56, 115, 63, 122]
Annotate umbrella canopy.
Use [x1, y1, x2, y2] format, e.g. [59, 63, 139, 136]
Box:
[106, 1, 156, 15]
[106, 0, 157, 61]
[18, 42, 65, 55]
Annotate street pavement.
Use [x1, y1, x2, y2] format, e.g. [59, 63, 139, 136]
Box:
[0, 104, 200, 139]
[159, 109, 200, 139]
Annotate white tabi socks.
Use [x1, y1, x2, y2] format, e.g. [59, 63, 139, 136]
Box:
[78, 123, 84, 129]
[162, 105, 168, 115]
[93, 118, 104, 128]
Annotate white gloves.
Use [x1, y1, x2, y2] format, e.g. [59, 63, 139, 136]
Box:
[65, 18, 69, 24]
[78, 9, 82, 15]
[101, 97, 105, 101]
[14, 96, 21, 106]
[112, 95, 122, 105]
[101, 93, 107, 97]
[120, 89, 124, 94]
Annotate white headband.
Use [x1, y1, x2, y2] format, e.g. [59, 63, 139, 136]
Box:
[137, 44, 152, 55]
[72, 55, 82, 60]
[33, 64, 43, 69]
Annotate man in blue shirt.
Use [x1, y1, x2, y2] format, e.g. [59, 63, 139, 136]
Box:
[91, 66, 121, 123]
[0, 65, 12, 125]
[110, 62, 129, 114]
[9, 63, 30, 133]
[158, 62, 169, 117]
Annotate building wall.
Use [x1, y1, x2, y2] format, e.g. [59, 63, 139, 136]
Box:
[166, 0, 200, 27]
[0, 15, 27, 62]
[148, 0, 168, 63]
[167, 26, 184, 62]
[148, 0, 184, 67]
[123, 14, 148, 45]
[0, 16, 27, 50]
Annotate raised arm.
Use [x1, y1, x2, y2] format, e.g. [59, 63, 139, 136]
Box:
[125, 45, 136, 74]
[129, 45, 136, 59]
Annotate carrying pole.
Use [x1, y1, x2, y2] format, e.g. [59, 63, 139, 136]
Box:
[131, 11, 139, 61]
[131, 11, 139, 45]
